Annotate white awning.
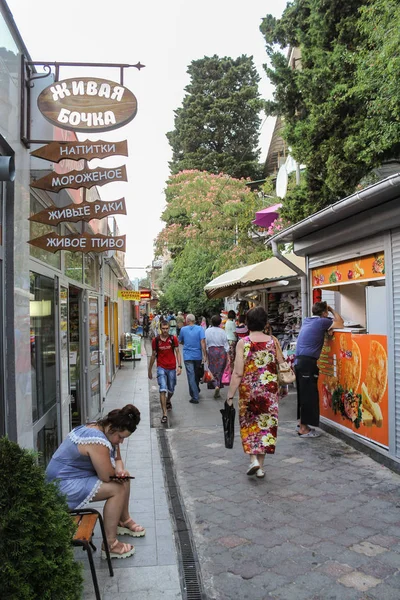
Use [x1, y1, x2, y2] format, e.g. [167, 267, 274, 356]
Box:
[204, 253, 305, 299]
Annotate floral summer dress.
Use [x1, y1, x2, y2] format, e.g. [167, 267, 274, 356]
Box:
[46, 425, 116, 509]
[239, 336, 279, 455]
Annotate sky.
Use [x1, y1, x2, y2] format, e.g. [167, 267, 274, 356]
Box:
[7, 0, 287, 280]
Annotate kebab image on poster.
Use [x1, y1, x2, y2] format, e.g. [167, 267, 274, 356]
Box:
[318, 332, 388, 447]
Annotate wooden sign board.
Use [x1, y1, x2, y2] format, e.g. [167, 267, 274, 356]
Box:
[30, 165, 127, 192]
[37, 77, 137, 133]
[29, 198, 127, 226]
[28, 232, 126, 253]
[118, 290, 141, 301]
[31, 140, 128, 163]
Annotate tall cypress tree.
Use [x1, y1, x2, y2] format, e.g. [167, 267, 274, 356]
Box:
[167, 55, 263, 180]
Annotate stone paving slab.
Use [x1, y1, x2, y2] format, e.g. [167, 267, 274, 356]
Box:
[167, 422, 400, 600]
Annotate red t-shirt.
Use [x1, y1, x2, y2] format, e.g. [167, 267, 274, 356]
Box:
[152, 335, 178, 370]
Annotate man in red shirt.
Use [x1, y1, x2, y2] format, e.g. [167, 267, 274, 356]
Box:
[148, 320, 182, 423]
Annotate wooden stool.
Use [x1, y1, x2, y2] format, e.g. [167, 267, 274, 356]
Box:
[70, 508, 113, 600]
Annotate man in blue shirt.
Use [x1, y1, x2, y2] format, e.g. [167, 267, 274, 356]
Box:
[179, 314, 207, 403]
[296, 301, 343, 437]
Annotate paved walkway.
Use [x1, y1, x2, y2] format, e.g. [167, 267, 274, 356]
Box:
[79, 352, 182, 600]
[166, 404, 400, 599]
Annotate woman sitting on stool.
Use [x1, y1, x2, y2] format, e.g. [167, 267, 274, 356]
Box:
[46, 404, 145, 559]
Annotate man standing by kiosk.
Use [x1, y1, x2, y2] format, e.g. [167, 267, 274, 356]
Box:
[148, 320, 182, 423]
[296, 301, 344, 437]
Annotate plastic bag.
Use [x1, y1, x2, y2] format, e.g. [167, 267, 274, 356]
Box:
[202, 365, 215, 384]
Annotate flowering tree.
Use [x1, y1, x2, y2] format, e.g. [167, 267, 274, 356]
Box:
[155, 170, 270, 313]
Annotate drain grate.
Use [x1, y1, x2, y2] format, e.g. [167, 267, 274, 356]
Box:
[158, 430, 205, 600]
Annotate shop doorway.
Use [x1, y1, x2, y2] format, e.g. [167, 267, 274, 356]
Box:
[30, 272, 59, 466]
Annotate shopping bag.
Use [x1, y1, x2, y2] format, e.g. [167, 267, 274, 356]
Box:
[202, 364, 215, 384]
[220, 401, 235, 449]
[221, 363, 231, 385]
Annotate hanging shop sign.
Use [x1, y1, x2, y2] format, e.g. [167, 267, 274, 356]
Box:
[312, 253, 385, 288]
[28, 232, 126, 253]
[30, 165, 127, 192]
[37, 77, 138, 133]
[29, 198, 127, 226]
[31, 140, 128, 163]
[140, 290, 151, 299]
[118, 291, 141, 301]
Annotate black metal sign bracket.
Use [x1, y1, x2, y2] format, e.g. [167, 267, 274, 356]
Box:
[20, 57, 145, 148]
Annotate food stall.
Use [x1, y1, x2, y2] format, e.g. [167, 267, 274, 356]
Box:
[312, 253, 388, 448]
[268, 172, 400, 463]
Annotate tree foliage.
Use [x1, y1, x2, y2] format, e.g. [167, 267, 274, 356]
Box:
[155, 171, 271, 315]
[260, 0, 400, 223]
[0, 437, 83, 600]
[167, 55, 263, 180]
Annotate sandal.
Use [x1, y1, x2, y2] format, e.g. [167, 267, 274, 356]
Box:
[161, 415, 168, 424]
[117, 517, 146, 538]
[166, 400, 172, 411]
[298, 429, 321, 438]
[101, 539, 135, 560]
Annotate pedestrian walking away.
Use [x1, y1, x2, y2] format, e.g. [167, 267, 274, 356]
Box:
[227, 306, 285, 478]
[225, 309, 238, 369]
[167, 310, 178, 335]
[179, 313, 207, 404]
[205, 314, 229, 399]
[46, 405, 145, 559]
[295, 301, 344, 437]
[176, 311, 185, 336]
[148, 320, 182, 422]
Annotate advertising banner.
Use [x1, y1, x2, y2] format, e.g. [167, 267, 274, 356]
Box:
[318, 331, 388, 447]
[312, 252, 385, 288]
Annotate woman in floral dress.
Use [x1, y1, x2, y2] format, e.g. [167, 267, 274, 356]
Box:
[227, 306, 285, 478]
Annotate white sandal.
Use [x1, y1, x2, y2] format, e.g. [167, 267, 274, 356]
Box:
[117, 517, 146, 538]
[101, 539, 135, 560]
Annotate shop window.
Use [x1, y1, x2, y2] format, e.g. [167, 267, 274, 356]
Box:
[84, 253, 98, 288]
[36, 406, 58, 468]
[65, 250, 83, 282]
[30, 272, 57, 423]
[29, 195, 61, 269]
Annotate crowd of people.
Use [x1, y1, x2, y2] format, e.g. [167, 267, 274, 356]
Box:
[147, 302, 343, 471]
[45, 302, 343, 561]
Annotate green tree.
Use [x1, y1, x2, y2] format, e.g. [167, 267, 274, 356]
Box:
[167, 55, 263, 180]
[158, 244, 223, 317]
[155, 171, 271, 314]
[260, 0, 400, 223]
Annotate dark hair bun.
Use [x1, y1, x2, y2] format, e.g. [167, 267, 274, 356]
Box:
[120, 404, 141, 427]
[99, 403, 141, 433]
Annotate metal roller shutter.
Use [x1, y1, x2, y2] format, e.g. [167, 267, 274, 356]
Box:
[308, 236, 385, 269]
[391, 229, 400, 457]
